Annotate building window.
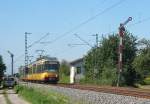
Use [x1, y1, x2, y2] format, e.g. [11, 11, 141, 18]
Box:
[77, 67, 81, 74]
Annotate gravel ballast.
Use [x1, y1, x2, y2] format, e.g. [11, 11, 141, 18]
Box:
[22, 82, 150, 104]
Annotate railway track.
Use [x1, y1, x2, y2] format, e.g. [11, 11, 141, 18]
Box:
[52, 83, 150, 99]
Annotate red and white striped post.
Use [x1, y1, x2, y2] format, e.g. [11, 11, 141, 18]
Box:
[117, 17, 132, 87]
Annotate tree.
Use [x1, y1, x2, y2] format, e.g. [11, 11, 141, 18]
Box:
[59, 60, 70, 83]
[0, 55, 6, 80]
[121, 32, 137, 86]
[84, 32, 138, 86]
[84, 34, 119, 84]
[133, 38, 150, 84]
[59, 60, 70, 77]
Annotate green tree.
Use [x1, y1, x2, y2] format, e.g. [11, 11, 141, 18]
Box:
[133, 38, 150, 84]
[84, 32, 137, 86]
[121, 32, 137, 86]
[0, 55, 6, 80]
[59, 60, 70, 76]
[59, 60, 70, 83]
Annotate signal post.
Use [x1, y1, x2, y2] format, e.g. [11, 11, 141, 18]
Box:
[117, 17, 132, 87]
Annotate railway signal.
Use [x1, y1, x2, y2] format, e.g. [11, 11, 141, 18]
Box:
[117, 17, 132, 87]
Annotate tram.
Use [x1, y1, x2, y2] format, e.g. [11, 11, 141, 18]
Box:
[21, 56, 59, 83]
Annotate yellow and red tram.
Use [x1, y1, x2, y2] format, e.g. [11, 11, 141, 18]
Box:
[20, 56, 59, 83]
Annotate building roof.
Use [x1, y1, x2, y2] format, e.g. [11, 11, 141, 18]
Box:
[70, 58, 84, 65]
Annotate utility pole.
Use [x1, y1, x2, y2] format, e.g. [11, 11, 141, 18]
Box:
[8, 51, 14, 76]
[117, 17, 132, 87]
[25, 32, 31, 76]
[92, 34, 99, 47]
[92, 34, 99, 79]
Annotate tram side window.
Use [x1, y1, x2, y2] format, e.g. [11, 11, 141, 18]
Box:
[45, 64, 49, 71]
[33, 65, 36, 73]
[28, 68, 31, 74]
[41, 64, 44, 72]
[30, 66, 33, 74]
[40, 65, 43, 72]
[37, 65, 41, 73]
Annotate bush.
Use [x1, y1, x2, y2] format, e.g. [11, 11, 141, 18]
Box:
[144, 77, 150, 85]
[80, 67, 117, 86]
[58, 74, 70, 83]
[100, 68, 117, 86]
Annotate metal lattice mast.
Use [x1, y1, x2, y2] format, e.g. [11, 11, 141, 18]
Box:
[92, 34, 99, 79]
[25, 32, 31, 76]
[117, 17, 132, 87]
[25, 32, 27, 70]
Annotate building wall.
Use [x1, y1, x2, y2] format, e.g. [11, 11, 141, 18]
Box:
[71, 61, 85, 82]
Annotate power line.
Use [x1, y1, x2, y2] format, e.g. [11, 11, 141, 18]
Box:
[43, 0, 126, 45]
[101, 16, 150, 38]
[14, 33, 50, 64]
[74, 34, 93, 48]
[68, 44, 88, 47]
[14, 0, 127, 65]
[128, 17, 150, 27]
[27, 33, 50, 48]
[15, 0, 126, 64]
[15, 16, 149, 64]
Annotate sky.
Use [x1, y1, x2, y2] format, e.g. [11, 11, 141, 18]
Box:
[0, 0, 150, 74]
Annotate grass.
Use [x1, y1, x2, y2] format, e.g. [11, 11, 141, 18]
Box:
[58, 75, 70, 84]
[3, 89, 12, 104]
[144, 77, 150, 85]
[15, 85, 71, 104]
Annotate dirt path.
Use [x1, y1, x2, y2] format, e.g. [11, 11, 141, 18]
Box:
[0, 89, 29, 104]
[141, 85, 150, 90]
[0, 89, 6, 104]
[6, 89, 30, 104]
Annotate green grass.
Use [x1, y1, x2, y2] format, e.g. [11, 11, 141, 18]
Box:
[15, 85, 71, 104]
[144, 77, 150, 85]
[58, 74, 70, 84]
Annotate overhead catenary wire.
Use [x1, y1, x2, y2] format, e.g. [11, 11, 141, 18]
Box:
[43, 16, 150, 58]
[128, 16, 150, 27]
[15, 2, 150, 67]
[101, 16, 150, 37]
[14, 0, 126, 64]
[68, 44, 88, 47]
[15, 16, 150, 64]
[74, 34, 93, 48]
[42, 0, 127, 45]
[14, 33, 50, 64]
[8, 1, 150, 74]
[41, 15, 150, 65]
[27, 33, 50, 48]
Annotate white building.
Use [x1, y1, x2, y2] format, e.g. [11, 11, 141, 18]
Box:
[70, 58, 85, 83]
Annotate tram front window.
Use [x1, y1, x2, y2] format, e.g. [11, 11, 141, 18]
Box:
[45, 64, 58, 71]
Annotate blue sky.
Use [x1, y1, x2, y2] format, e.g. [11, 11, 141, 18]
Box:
[0, 0, 150, 74]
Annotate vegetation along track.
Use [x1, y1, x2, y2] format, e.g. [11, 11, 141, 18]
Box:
[50, 83, 150, 99]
